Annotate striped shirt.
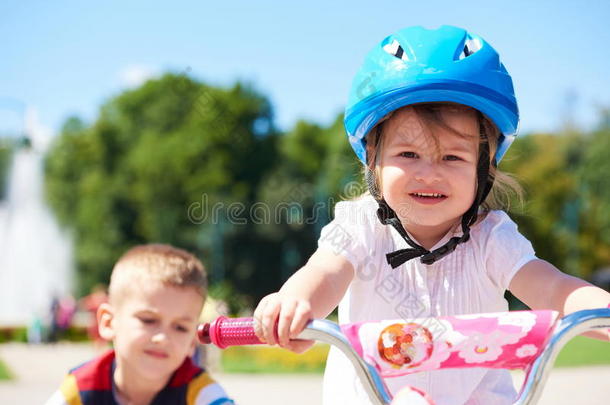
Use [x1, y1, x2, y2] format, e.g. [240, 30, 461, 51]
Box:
[45, 350, 234, 405]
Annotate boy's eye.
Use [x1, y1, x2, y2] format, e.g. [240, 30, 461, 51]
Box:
[139, 317, 156, 325]
[174, 325, 189, 333]
[443, 155, 463, 161]
[399, 151, 417, 158]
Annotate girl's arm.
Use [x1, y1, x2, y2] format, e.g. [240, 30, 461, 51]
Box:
[253, 247, 355, 352]
[509, 259, 610, 341]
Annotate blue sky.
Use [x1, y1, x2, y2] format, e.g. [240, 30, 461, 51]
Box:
[2, 0, 610, 137]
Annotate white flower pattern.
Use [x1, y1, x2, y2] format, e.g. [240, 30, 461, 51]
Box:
[497, 311, 537, 333]
[457, 330, 507, 363]
[516, 344, 538, 358]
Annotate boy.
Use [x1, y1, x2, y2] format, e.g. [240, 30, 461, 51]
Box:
[46, 244, 235, 405]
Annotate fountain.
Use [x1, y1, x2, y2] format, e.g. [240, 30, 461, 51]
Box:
[0, 109, 74, 326]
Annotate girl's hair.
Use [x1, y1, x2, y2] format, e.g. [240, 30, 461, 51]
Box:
[363, 102, 523, 212]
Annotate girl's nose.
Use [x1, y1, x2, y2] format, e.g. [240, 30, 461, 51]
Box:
[413, 160, 442, 183]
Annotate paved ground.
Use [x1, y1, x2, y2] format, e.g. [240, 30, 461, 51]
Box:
[1, 342, 609, 404]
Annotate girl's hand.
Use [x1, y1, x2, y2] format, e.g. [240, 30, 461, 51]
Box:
[253, 292, 315, 353]
[252, 248, 355, 352]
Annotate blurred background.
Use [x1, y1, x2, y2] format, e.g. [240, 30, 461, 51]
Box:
[1, 1, 610, 399]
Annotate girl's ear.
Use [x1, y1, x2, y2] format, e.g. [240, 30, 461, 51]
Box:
[365, 166, 382, 200]
[97, 303, 116, 341]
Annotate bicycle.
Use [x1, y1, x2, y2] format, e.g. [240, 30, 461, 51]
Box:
[198, 308, 610, 404]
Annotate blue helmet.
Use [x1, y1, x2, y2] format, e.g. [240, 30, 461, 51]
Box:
[344, 25, 518, 165]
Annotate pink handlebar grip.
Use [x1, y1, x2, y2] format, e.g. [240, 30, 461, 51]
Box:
[198, 316, 264, 348]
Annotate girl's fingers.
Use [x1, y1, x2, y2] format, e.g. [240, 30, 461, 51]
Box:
[254, 294, 314, 348]
[277, 300, 298, 347]
[289, 302, 312, 339]
[285, 339, 315, 354]
[260, 296, 281, 345]
[253, 294, 274, 340]
[253, 298, 268, 341]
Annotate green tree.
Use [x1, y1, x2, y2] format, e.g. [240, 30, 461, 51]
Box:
[577, 113, 610, 273]
[501, 116, 610, 281]
[0, 138, 14, 200]
[251, 113, 361, 298]
[45, 73, 277, 295]
[501, 133, 576, 272]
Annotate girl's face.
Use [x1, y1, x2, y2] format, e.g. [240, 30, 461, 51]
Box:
[378, 107, 479, 240]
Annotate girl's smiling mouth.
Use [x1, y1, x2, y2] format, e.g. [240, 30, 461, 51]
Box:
[409, 191, 448, 204]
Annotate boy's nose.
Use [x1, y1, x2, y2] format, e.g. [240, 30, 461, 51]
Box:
[151, 331, 168, 343]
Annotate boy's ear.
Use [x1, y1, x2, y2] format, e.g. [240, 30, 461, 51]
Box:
[97, 303, 116, 341]
[188, 335, 198, 357]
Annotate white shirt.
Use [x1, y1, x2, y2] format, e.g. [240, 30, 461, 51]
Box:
[317, 195, 537, 405]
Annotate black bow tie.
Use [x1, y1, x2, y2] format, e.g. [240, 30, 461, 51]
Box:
[385, 236, 464, 268]
[386, 247, 429, 268]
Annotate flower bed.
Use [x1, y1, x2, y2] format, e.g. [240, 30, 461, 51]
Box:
[221, 343, 329, 373]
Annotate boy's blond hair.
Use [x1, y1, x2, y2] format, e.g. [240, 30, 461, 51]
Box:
[364, 102, 523, 211]
[109, 244, 208, 307]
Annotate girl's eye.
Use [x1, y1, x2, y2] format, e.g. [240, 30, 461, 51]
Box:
[443, 155, 463, 161]
[399, 151, 417, 158]
[174, 325, 189, 333]
[139, 318, 156, 325]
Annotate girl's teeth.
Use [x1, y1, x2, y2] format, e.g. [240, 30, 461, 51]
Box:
[413, 193, 444, 198]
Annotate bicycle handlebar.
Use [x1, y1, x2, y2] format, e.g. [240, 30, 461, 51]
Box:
[198, 309, 610, 405]
[198, 316, 263, 348]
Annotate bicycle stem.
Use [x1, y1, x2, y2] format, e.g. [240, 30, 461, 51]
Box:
[298, 319, 392, 405]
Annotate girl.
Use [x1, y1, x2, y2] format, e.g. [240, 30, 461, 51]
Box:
[254, 25, 610, 405]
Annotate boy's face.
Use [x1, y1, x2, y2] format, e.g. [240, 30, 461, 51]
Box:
[99, 282, 203, 383]
[379, 107, 479, 235]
